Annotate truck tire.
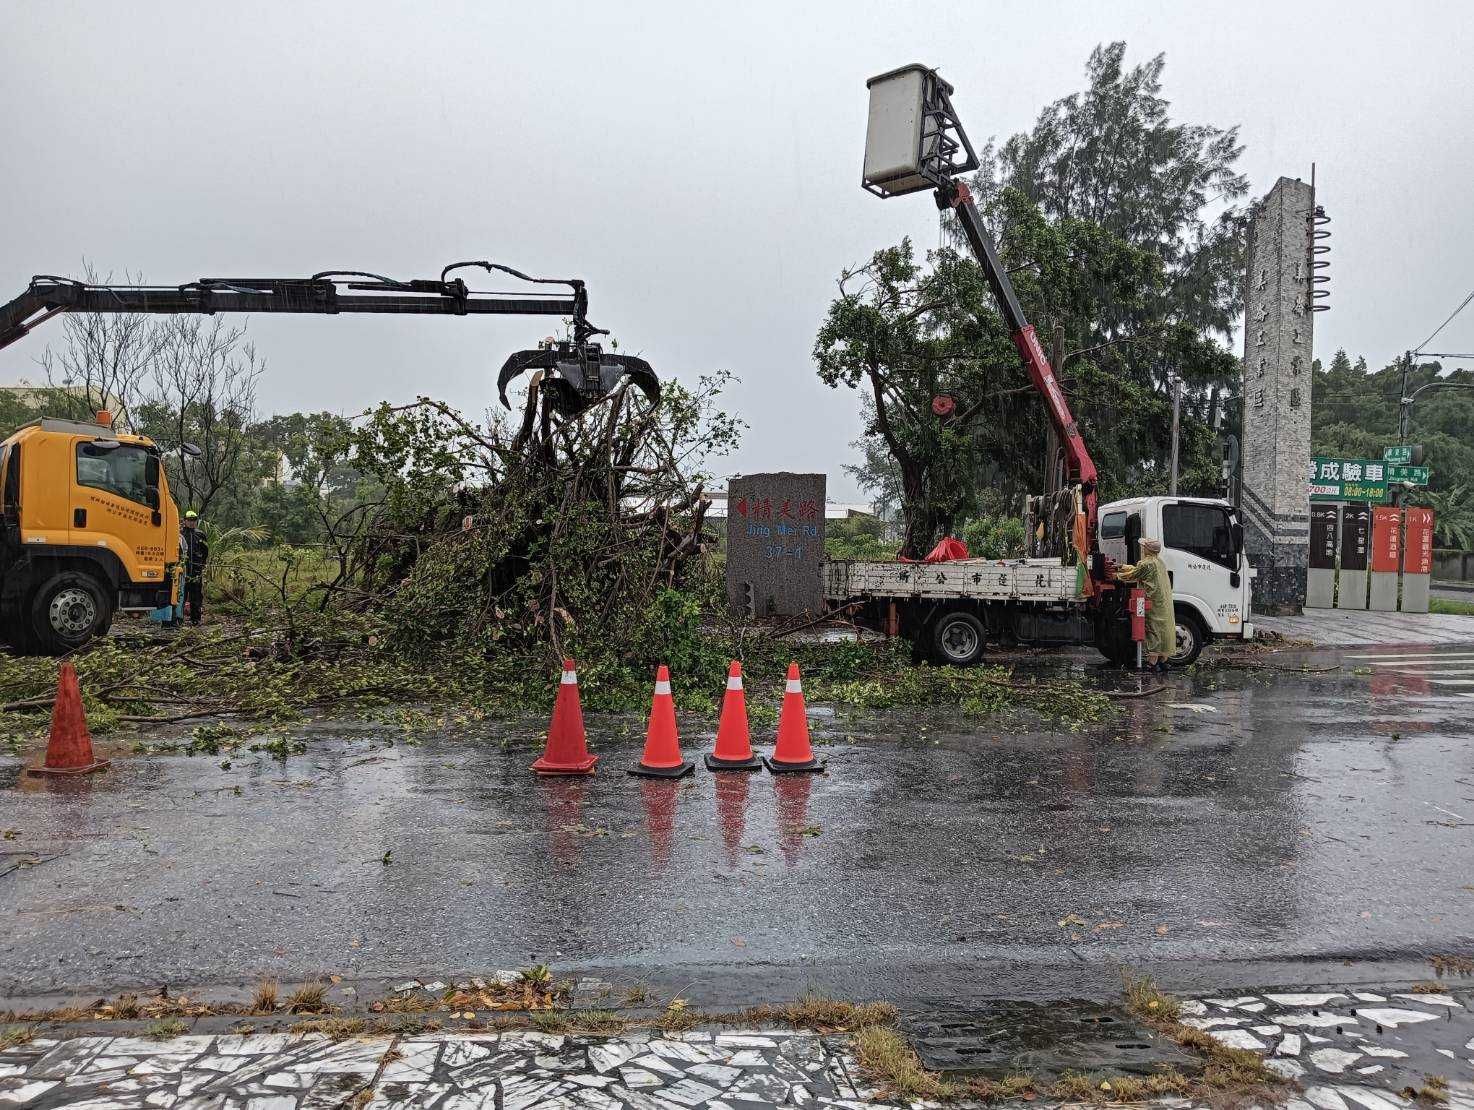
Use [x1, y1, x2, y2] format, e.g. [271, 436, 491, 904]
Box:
[930, 610, 986, 667]
[29, 571, 114, 655]
[1168, 607, 1207, 669]
[1095, 612, 1133, 667]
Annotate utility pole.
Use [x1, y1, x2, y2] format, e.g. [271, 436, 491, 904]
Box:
[1168, 375, 1182, 496]
[1399, 350, 1412, 442]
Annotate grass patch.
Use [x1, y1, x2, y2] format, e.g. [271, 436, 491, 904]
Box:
[144, 1017, 188, 1039]
[252, 979, 279, 1013]
[292, 1017, 367, 1041]
[1123, 971, 1181, 1022]
[1408, 981, 1452, 994]
[853, 1024, 962, 1102]
[1122, 971, 1285, 1098]
[744, 995, 899, 1033]
[657, 999, 700, 1033]
[1416, 1074, 1450, 1104]
[1430, 954, 1474, 975]
[1431, 597, 1474, 617]
[286, 982, 332, 1014]
[0, 1025, 35, 1051]
[565, 1010, 630, 1034]
[1047, 1070, 1193, 1103]
[529, 1011, 571, 1034]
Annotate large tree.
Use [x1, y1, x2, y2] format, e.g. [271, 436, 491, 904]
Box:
[816, 186, 1230, 557]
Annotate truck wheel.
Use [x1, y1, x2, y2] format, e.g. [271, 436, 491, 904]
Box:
[1168, 608, 1207, 669]
[931, 611, 986, 667]
[1095, 614, 1133, 666]
[30, 571, 113, 655]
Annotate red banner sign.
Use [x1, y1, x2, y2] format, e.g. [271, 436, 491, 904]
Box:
[1370, 506, 1402, 573]
[1403, 507, 1434, 575]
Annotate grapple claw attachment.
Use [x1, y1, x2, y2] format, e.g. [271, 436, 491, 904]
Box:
[497, 340, 661, 417]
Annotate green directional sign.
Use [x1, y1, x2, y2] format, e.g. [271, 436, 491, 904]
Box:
[1387, 464, 1430, 486]
[1310, 457, 1390, 503]
[1384, 445, 1416, 464]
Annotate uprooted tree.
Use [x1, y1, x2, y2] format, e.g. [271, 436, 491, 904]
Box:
[276, 365, 744, 667]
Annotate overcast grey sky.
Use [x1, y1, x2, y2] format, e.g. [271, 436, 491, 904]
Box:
[3, 1, 1472, 498]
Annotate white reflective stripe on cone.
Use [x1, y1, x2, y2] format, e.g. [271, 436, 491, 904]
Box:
[655, 680, 672, 695]
[785, 679, 802, 693]
[726, 677, 743, 690]
[561, 670, 578, 684]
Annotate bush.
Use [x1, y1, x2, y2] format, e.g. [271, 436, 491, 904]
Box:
[825, 515, 892, 561]
[960, 514, 1026, 560]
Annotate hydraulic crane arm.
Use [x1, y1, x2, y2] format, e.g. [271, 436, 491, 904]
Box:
[862, 64, 1100, 563]
[0, 263, 583, 352]
[0, 261, 660, 414]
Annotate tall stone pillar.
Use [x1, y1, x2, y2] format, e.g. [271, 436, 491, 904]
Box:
[1240, 176, 1319, 613]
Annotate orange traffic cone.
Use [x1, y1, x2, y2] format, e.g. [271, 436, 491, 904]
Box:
[705, 661, 761, 771]
[764, 662, 825, 774]
[630, 665, 694, 778]
[531, 660, 598, 775]
[27, 661, 109, 776]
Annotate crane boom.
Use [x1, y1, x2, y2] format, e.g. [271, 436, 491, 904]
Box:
[0, 261, 661, 415]
[937, 179, 1099, 493]
[0, 268, 581, 352]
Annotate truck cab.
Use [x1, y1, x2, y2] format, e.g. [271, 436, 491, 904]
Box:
[1096, 495, 1254, 665]
[0, 414, 179, 654]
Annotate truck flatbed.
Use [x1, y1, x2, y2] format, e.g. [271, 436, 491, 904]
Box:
[824, 557, 1085, 603]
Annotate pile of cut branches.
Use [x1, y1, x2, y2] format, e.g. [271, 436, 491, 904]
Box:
[292, 370, 742, 667]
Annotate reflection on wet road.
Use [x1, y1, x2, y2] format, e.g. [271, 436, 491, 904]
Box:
[2, 645, 1473, 1004]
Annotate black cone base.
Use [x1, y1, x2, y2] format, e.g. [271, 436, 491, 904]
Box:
[628, 759, 696, 779]
[704, 752, 763, 772]
[763, 755, 826, 774]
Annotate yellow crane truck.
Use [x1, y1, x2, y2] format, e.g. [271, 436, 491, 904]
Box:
[0, 260, 662, 655]
[0, 412, 180, 654]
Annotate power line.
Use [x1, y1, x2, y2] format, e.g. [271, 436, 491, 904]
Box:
[1415, 288, 1474, 352]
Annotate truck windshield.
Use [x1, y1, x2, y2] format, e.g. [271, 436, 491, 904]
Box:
[1162, 502, 1235, 570]
[76, 442, 151, 505]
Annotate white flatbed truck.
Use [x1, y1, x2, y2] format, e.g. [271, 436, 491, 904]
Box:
[824, 495, 1255, 667]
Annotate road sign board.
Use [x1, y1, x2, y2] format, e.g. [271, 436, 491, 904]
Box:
[1309, 457, 1389, 503]
[1384, 445, 1416, 464]
[1386, 464, 1430, 486]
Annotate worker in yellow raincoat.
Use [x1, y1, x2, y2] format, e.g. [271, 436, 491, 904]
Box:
[1114, 537, 1175, 672]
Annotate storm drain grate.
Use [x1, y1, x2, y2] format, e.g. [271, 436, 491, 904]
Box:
[904, 1001, 1198, 1079]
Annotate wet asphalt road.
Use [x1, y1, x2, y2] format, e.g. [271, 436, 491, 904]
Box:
[2, 645, 1473, 1007]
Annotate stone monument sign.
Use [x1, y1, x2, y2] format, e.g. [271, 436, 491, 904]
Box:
[725, 473, 826, 617]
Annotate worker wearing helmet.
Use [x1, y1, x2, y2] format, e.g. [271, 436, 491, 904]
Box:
[1114, 537, 1175, 672]
[181, 510, 210, 626]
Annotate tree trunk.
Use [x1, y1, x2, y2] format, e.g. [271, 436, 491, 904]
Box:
[898, 460, 936, 560]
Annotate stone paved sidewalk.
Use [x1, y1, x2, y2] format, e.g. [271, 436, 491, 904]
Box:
[4, 987, 1474, 1109]
[1255, 609, 1474, 646]
[1180, 987, 1474, 1110]
[0, 1027, 873, 1109]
